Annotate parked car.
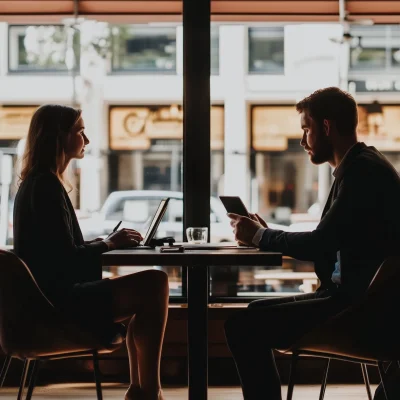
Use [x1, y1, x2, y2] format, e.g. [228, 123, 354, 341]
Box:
[78, 190, 289, 243]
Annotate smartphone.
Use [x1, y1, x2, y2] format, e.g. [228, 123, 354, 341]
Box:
[219, 196, 251, 218]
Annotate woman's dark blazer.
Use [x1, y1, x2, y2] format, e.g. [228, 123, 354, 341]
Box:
[13, 171, 108, 307]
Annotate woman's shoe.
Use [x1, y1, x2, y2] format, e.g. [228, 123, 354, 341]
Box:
[124, 385, 142, 400]
[140, 388, 164, 400]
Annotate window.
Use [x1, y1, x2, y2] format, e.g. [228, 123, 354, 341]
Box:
[350, 26, 400, 71]
[211, 26, 220, 75]
[248, 27, 284, 74]
[111, 25, 177, 73]
[8, 25, 71, 72]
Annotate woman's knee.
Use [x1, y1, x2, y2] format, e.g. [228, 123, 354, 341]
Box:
[144, 269, 169, 295]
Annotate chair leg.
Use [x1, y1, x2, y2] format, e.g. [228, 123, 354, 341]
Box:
[361, 364, 372, 400]
[25, 360, 40, 400]
[318, 358, 330, 400]
[378, 361, 392, 400]
[92, 351, 103, 400]
[286, 353, 299, 400]
[17, 359, 31, 400]
[0, 355, 12, 387]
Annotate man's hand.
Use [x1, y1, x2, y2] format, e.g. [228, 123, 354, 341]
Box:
[227, 213, 265, 246]
[249, 213, 268, 228]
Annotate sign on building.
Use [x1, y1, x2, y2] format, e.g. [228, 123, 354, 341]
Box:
[109, 105, 224, 151]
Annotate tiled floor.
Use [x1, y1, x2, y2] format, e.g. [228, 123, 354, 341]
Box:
[0, 383, 378, 399]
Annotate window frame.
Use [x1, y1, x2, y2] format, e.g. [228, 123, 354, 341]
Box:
[7, 24, 71, 74]
[110, 24, 178, 74]
[349, 26, 400, 73]
[248, 26, 285, 75]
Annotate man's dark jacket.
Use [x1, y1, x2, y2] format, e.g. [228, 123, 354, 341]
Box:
[260, 142, 400, 300]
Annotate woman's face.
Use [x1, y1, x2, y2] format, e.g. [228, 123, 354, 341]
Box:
[65, 116, 89, 160]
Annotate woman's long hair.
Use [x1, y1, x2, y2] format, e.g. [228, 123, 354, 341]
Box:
[19, 104, 82, 186]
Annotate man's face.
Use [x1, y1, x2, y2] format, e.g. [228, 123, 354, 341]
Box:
[300, 111, 333, 165]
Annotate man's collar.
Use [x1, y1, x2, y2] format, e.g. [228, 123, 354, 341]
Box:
[332, 142, 366, 179]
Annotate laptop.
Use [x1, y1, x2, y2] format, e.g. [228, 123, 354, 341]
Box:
[128, 197, 170, 249]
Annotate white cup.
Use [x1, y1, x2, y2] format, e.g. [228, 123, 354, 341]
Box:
[186, 227, 208, 244]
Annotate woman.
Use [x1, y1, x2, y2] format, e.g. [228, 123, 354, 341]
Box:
[13, 104, 168, 400]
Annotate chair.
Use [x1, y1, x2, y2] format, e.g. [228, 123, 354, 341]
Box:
[0, 249, 126, 400]
[279, 255, 400, 400]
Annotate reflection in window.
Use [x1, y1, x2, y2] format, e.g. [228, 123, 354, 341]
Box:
[211, 26, 220, 75]
[351, 48, 386, 69]
[248, 27, 284, 74]
[350, 25, 400, 71]
[111, 26, 176, 72]
[8, 25, 70, 72]
[392, 48, 400, 67]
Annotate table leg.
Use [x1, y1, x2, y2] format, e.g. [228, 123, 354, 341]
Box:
[187, 265, 209, 400]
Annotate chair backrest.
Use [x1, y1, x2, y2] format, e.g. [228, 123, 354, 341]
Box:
[290, 255, 400, 361]
[0, 250, 57, 352]
[0, 250, 118, 359]
[366, 255, 400, 298]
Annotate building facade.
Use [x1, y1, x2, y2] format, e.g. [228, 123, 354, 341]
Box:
[1, 22, 400, 295]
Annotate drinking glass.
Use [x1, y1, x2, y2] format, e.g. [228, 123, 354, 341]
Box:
[186, 227, 208, 244]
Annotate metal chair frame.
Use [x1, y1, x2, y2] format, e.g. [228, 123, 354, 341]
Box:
[0, 350, 104, 400]
[286, 350, 399, 400]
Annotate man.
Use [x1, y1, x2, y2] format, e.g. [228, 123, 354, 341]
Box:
[224, 87, 400, 400]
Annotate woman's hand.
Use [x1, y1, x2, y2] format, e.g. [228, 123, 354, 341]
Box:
[104, 228, 143, 249]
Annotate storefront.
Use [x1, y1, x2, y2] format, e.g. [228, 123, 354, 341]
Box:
[0, 106, 36, 196]
[108, 104, 225, 196]
[251, 104, 320, 224]
[357, 101, 400, 169]
[0, 106, 81, 208]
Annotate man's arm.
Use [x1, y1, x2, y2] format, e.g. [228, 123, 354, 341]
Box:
[259, 163, 378, 262]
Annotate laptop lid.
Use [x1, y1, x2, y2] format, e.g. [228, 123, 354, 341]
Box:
[142, 197, 170, 246]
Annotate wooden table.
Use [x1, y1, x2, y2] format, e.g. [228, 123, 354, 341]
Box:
[102, 247, 282, 400]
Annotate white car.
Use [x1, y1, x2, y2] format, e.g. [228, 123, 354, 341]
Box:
[79, 190, 234, 243]
[79, 190, 289, 243]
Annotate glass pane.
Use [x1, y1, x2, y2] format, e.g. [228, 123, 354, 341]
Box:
[8, 25, 70, 72]
[350, 25, 400, 70]
[211, 26, 220, 75]
[350, 48, 387, 69]
[248, 27, 284, 74]
[111, 25, 177, 72]
[391, 48, 400, 67]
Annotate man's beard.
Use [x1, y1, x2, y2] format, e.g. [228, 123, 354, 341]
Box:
[310, 152, 328, 165]
[309, 141, 332, 165]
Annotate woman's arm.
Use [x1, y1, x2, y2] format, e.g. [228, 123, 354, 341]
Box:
[30, 174, 108, 271]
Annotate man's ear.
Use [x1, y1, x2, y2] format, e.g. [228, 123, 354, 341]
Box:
[323, 119, 332, 136]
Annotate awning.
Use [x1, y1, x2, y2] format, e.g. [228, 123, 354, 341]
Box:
[0, 1, 399, 24]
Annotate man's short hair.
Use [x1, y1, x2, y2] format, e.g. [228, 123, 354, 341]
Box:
[296, 87, 358, 136]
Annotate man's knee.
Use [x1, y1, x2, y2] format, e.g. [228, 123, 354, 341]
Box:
[247, 298, 271, 309]
[224, 311, 247, 342]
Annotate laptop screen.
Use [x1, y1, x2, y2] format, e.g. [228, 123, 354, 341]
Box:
[142, 197, 170, 246]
